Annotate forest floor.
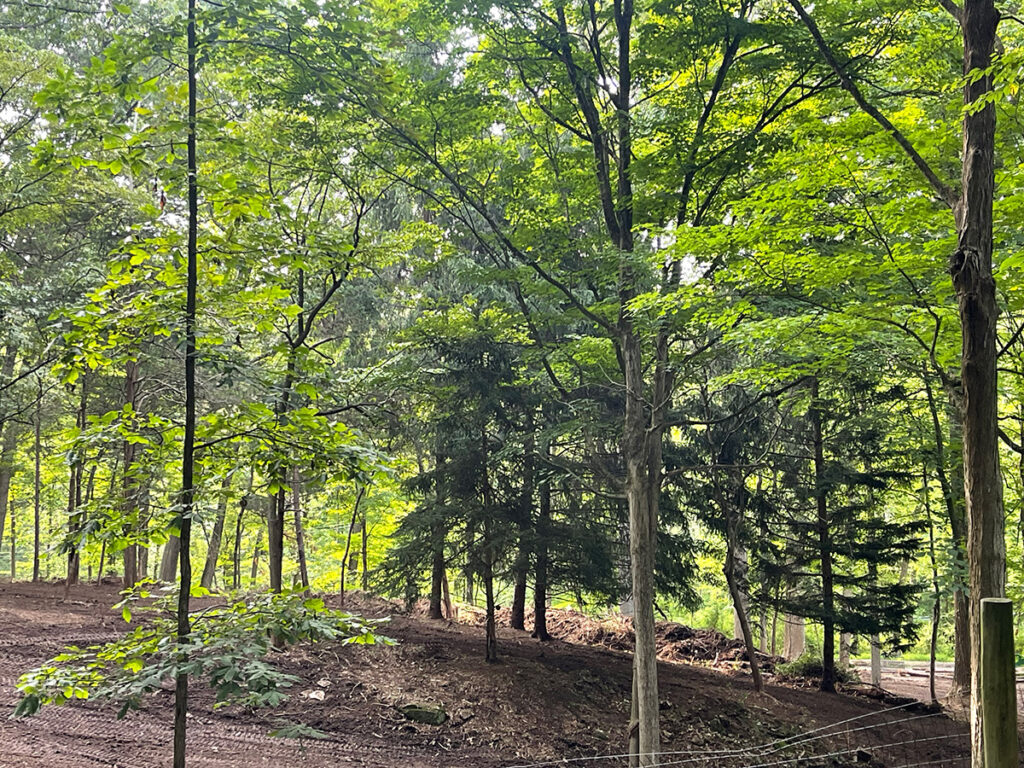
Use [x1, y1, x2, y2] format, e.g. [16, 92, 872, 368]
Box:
[0, 581, 973, 768]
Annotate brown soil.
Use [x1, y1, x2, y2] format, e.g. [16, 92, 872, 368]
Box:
[455, 604, 781, 671]
[0, 582, 968, 768]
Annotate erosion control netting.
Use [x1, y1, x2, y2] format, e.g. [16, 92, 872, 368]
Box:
[502, 701, 978, 768]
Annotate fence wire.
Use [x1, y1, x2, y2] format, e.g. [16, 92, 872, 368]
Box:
[505, 701, 988, 768]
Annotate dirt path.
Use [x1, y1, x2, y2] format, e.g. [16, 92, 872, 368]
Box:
[0, 582, 971, 768]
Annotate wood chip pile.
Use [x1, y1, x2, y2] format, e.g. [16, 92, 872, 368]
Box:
[449, 603, 782, 672]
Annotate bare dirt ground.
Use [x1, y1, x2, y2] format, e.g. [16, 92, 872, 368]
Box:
[0, 582, 970, 768]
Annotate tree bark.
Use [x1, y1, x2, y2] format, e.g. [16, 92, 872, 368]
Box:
[0, 348, 17, 557]
[0, 426, 17, 560]
[428, 531, 445, 620]
[66, 382, 87, 589]
[9, 495, 15, 580]
[361, 509, 369, 591]
[481, 426, 497, 662]
[623, 332, 662, 766]
[160, 534, 180, 583]
[173, 4, 199, 760]
[232, 495, 246, 590]
[463, 519, 475, 604]
[510, 432, 534, 631]
[925, 373, 972, 701]
[32, 376, 41, 582]
[924, 461, 942, 706]
[810, 378, 836, 693]
[954, 3, 1003, 763]
[724, 508, 763, 693]
[250, 527, 262, 586]
[339, 486, 364, 607]
[200, 475, 231, 590]
[532, 473, 551, 641]
[122, 359, 141, 589]
[290, 466, 308, 589]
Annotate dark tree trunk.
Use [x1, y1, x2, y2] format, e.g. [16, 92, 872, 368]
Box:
[510, 433, 534, 631]
[510, 547, 529, 631]
[954, 4, 1003, 763]
[532, 474, 551, 641]
[361, 510, 369, 591]
[810, 378, 836, 693]
[122, 359, 141, 589]
[339, 486, 364, 607]
[250, 527, 262, 586]
[32, 377, 41, 582]
[232, 495, 246, 590]
[0, 348, 18, 558]
[268, 486, 284, 592]
[463, 519, 475, 605]
[481, 426, 497, 662]
[289, 467, 308, 589]
[9, 496, 15, 580]
[429, 449, 445, 619]
[924, 461, 942, 706]
[428, 532, 445, 620]
[66, 381, 87, 590]
[173, 4, 199, 762]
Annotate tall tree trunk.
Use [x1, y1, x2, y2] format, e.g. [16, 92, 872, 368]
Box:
[724, 507, 763, 693]
[955, 3, 1003, 763]
[339, 486, 364, 607]
[66, 381, 87, 589]
[924, 460, 942, 706]
[173, 3, 199, 761]
[532, 472, 551, 641]
[290, 466, 309, 589]
[361, 510, 369, 591]
[268, 485, 284, 592]
[0, 347, 17, 557]
[32, 376, 41, 582]
[0, 421, 17, 559]
[232, 495, 246, 590]
[428, 449, 445, 620]
[160, 535, 180, 583]
[9, 495, 15, 580]
[122, 359, 141, 589]
[925, 373, 972, 701]
[200, 475, 231, 590]
[730, 540, 749, 641]
[428, 531, 445, 620]
[810, 378, 836, 693]
[622, 332, 662, 765]
[268, 344, 297, 593]
[481, 426, 497, 662]
[463, 519, 475, 604]
[510, 432, 534, 631]
[250, 527, 262, 586]
[231, 471, 251, 591]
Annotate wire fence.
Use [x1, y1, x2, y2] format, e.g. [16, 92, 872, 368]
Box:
[504, 702, 987, 768]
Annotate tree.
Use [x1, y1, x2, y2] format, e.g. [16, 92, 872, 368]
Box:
[788, 0, 1003, 755]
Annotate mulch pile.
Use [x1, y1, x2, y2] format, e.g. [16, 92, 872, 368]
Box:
[449, 602, 782, 672]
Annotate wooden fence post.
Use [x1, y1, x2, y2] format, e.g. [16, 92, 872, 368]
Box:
[981, 598, 1017, 768]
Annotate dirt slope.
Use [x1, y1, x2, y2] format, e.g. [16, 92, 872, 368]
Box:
[0, 582, 967, 768]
